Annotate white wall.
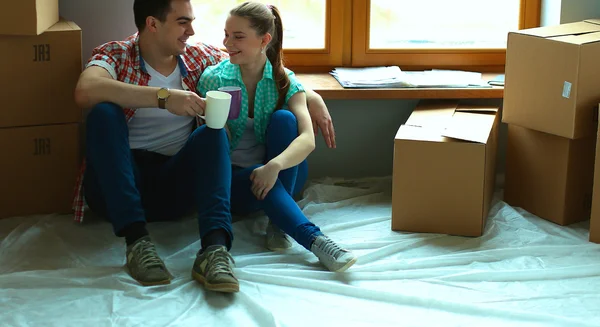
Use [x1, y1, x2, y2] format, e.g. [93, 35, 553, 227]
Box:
[541, 0, 600, 26]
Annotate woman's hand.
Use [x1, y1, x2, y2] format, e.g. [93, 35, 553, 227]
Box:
[250, 162, 281, 200]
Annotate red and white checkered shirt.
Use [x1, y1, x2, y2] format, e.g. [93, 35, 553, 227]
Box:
[71, 33, 228, 223]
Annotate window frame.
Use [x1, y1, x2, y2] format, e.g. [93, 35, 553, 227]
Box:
[350, 0, 541, 71]
[281, 0, 348, 70]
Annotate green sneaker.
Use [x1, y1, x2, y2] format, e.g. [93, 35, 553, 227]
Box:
[266, 220, 293, 251]
[126, 236, 172, 286]
[191, 245, 239, 293]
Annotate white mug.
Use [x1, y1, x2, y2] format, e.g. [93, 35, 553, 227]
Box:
[201, 91, 232, 129]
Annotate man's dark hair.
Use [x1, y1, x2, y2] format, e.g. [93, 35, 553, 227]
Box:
[133, 0, 173, 31]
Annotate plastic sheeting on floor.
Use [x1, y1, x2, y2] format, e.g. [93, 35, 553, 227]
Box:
[1, 177, 600, 327]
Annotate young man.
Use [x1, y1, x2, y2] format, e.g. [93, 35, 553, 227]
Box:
[72, 0, 336, 293]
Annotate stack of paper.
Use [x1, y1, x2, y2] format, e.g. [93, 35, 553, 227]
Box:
[405, 70, 489, 88]
[330, 66, 412, 88]
[329, 66, 491, 89]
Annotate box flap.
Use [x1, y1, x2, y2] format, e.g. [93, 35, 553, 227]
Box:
[584, 19, 600, 25]
[441, 109, 497, 144]
[46, 20, 81, 32]
[518, 21, 600, 38]
[405, 99, 458, 131]
[398, 101, 497, 144]
[455, 105, 499, 114]
[405, 108, 456, 132]
[442, 105, 498, 144]
[395, 124, 466, 143]
[550, 31, 600, 44]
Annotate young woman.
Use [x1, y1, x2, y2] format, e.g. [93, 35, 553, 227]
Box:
[197, 1, 356, 272]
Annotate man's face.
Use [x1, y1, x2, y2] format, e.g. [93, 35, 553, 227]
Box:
[223, 15, 269, 65]
[154, 0, 195, 55]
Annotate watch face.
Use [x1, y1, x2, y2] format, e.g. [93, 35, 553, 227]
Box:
[157, 88, 169, 99]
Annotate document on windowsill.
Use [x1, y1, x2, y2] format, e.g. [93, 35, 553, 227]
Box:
[330, 66, 491, 89]
[330, 66, 413, 88]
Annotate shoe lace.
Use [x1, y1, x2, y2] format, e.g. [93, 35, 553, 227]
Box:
[320, 237, 347, 259]
[206, 247, 235, 277]
[135, 240, 164, 269]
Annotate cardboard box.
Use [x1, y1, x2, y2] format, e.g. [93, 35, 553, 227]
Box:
[0, 20, 82, 128]
[589, 106, 600, 243]
[0, 0, 59, 35]
[0, 123, 80, 219]
[502, 19, 600, 139]
[504, 124, 595, 226]
[392, 100, 499, 237]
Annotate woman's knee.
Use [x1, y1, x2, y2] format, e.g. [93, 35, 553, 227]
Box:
[268, 110, 298, 139]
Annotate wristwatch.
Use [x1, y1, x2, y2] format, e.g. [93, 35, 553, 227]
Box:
[157, 87, 170, 109]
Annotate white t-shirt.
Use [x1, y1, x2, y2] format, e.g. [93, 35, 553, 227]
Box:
[128, 61, 195, 156]
[231, 118, 266, 168]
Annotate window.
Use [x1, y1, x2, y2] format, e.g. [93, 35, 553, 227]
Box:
[352, 0, 541, 70]
[369, 0, 521, 49]
[188, 0, 541, 71]
[189, 0, 345, 68]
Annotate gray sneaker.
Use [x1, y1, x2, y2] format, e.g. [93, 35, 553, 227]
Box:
[266, 220, 293, 251]
[310, 235, 357, 272]
[126, 236, 172, 286]
[192, 245, 239, 293]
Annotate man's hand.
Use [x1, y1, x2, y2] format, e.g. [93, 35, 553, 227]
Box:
[165, 89, 206, 116]
[250, 162, 281, 200]
[306, 90, 336, 149]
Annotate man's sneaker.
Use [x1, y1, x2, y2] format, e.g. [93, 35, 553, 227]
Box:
[310, 235, 357, 272]
[126, 236, 172, 286]
[266, 220, 293, 251]
[192, 245, 239, 293]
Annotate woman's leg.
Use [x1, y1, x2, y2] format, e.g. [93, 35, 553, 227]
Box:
[230, 165, 322, 250]
[263, 110, 309, 248]
[265, 110, 307, 196]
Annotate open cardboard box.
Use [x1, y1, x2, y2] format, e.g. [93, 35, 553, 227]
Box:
[392, 100, 499, 237]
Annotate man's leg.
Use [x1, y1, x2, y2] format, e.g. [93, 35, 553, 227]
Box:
[83, 102, 171, 286]
[144, 125, 237, 292]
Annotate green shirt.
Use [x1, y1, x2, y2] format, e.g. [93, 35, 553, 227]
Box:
[197, 59, 305, 151]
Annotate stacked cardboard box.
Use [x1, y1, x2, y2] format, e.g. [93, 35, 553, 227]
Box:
[0, 1, 82, 218]
[502, 20, 600, 229]
[391, 100, 500, 237]
[588, 106, 600, 243]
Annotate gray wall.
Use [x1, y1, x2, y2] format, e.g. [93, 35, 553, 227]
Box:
[541, 0, 600, 26]
[59, 0, 137, 62]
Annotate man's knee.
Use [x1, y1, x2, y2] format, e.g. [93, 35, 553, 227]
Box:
[86, 102, 126, 130]
[189, 125, 229, 148]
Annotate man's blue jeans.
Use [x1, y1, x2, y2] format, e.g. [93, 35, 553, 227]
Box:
[83, 102, 234, 248]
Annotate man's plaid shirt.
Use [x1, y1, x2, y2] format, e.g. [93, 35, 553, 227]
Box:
[72, 33, 228, 223]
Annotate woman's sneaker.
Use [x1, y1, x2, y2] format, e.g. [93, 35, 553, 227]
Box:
[266, 220, 292, 251]
[310, 235, 357, 272]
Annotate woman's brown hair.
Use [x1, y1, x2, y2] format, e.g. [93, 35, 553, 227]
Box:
[230, 2, 290, 111]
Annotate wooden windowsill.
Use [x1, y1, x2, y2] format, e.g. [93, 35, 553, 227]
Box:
[296, 73, 504, 100]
